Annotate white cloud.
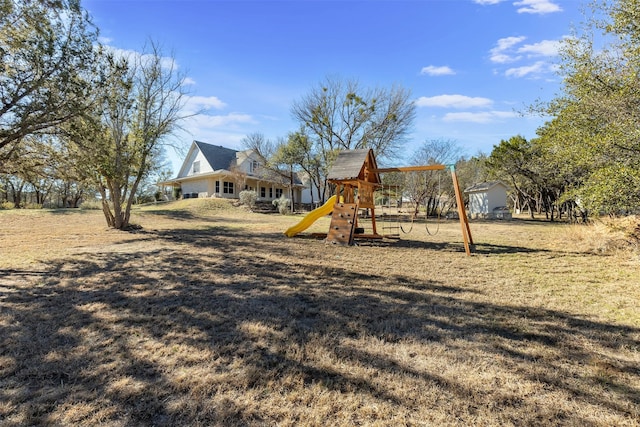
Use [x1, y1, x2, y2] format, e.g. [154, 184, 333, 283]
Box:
[514, 0, 562, 14]
[186, 112, 255, 128]
[505, 61, 547, 78]
[152, 54, 177, 71]
[490, 36, 564, 77]
[495, 36, 526, 51]
[475, 0, 561, 14]
[183, 77, 197, 86]
[490, 52, 519, 64]
[180, 95, 256, 138]
[420, 65, 456, 76]
[184, 95, 226, 111]
[103, 46, 138, 62]
[518, 39, 562, 57]
[490, 36, 526, 63]
[415, 94, 493, 109]
[442, 111, 517, 123]
[103, 45, 179, 71]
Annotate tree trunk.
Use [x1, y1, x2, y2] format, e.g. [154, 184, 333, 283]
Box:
[98, 185, 115, 228]
[289, 167, 295, 213]
[72, 192, 83, 208]
[9, 181, 24, 208]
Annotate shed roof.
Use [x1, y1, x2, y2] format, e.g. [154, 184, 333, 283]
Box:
[326, 149, 380, 183]
[465, 181, 509, 193]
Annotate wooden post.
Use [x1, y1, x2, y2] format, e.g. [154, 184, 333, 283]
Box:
[373, 164, 475, 254]
[370, 206, 377, 235]
[450, 166, 474, 255]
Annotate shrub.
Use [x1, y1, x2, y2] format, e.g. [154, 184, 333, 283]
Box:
[562, 215, 639, 255]
[24, 203, 42, 209]
[272, 195, 290, 215]
[0, 201, 15, 210]
[79, 200, 103, 210]
[239, 190, 258, 209]
[173, 188, 182, 200]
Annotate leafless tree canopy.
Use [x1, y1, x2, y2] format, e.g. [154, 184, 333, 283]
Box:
[291, 76, 416, 163]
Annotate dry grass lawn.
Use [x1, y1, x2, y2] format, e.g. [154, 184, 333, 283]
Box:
[1, 199, 639, 426]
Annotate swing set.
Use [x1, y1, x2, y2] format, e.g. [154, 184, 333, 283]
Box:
[378, 169, 444, 237]
[323, 149, 474, 255]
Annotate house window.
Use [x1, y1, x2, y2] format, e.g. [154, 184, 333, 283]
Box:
[249, 160, 260, 174]
[192, 161, 200, 174]
[260, 187, 266, 197]
[223, 181, 234, 194]
[269, 188, 273, 198]
[275, 188, 283, 198]
[215, 181, 220, 193]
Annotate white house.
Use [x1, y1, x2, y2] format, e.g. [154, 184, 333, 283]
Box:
[465, 181, 511, 219]
[162, 141, 306, 203]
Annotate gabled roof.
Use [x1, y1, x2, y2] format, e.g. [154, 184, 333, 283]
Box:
[165, 140, 305, 187]
[465, 181, 509, 193]
[195, 141, 238, 170]
[327, 149, 380, 183]
[253, 167, 305, 186]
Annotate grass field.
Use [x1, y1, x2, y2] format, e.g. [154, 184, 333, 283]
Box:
[1, 199, 639, 426]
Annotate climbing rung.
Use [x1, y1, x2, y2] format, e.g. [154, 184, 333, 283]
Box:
[326, 202, 358, 245]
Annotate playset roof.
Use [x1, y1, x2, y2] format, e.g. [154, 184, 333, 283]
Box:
[326, 149, 380, 184]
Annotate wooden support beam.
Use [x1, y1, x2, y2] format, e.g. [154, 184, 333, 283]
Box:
[372, 163, 475, 256]
[450, 167, 474, 256]
[327, 161, 475, 255]
[371, 165, 447, 173]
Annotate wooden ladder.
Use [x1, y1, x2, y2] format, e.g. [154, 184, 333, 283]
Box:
[381, 219, 400, 238]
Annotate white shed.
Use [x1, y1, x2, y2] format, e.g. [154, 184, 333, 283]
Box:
[465, 181, 510, 219]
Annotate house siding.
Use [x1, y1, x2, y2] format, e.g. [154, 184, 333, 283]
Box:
[182, 179, 210, 196]
[469, 193, 489, 214]
[182, 150, 214, 177]
[467, 183, 509, 219]
[235, 150, 254, 175]
[486, 187, 507, 210]
[164, 141, 310, 201]
[469, 188, 507, 214]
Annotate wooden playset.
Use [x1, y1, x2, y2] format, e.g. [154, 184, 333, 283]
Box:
[286, 149, 475, 255]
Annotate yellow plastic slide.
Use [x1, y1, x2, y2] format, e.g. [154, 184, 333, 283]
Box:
[284, 195, 337, 237]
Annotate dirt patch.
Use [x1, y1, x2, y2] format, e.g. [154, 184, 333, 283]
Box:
[1, 203, 639, 426]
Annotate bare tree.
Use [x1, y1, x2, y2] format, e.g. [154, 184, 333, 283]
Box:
[404, 139, 463, 217]
[66, 42, 188, 229]
[291, 76, 415, 161]
[242, 132, 299, 211]
[291, 76, 416, 202]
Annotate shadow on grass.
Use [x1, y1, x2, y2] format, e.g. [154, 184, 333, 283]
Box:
[1, 225, 638, 425]
[137, 208, 201, 221]
[46, 208, 95, 215]
[470, 242, 553, 255]
[356, 237, 550, 255]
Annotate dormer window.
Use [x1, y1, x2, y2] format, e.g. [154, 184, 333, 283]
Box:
[192, 161, 200, 174]
[249, 160, 260, 174]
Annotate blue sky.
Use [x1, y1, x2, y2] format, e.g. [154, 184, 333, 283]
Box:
[83, 0, 583, 172]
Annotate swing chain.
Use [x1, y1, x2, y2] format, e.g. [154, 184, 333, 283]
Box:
[425, 172, 441, 236]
